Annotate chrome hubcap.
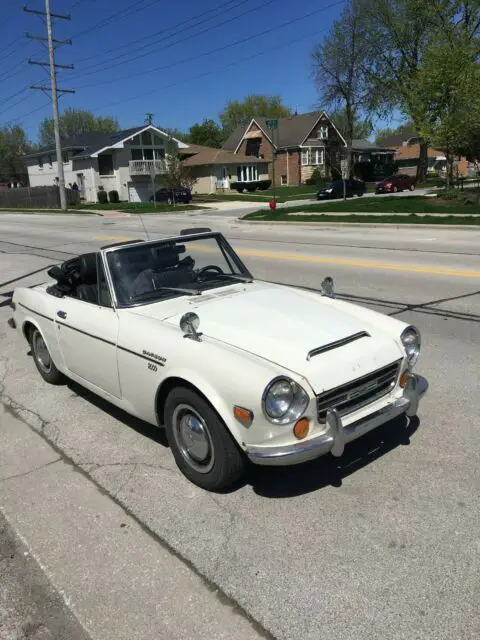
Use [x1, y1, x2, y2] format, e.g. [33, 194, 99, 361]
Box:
[34, 332, 51, 373]
[173, 404, 214, 473]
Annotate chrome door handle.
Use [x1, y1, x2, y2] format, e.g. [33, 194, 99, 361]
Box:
[57, 310, 67, 319]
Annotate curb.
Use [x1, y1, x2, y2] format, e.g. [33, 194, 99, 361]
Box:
[235, 218, 480, 230]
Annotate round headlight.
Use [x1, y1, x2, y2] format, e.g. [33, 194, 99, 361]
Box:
[262, 377, 309, 425]
[401, 325, 421, 366]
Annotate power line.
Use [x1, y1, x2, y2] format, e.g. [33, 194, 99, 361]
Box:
[2, 87, 28, 107]
[75, 0, 266, 77]
[72, 0, 243, 64]
[2, 101, 51, 128]
[91, 24, 334, 115]
[70, 0, 161, 39]
[76, 0, 344, 90]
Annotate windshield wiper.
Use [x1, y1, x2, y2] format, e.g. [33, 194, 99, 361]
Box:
[132, 286, 201, 301]
[209, 273, 253, 283]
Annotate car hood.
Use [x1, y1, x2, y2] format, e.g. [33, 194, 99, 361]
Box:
[129, 282, 405, 393]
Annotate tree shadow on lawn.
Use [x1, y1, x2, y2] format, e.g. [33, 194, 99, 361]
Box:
[247, 414, 420, 498]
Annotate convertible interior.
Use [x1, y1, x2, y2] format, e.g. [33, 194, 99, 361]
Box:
[46, 243, 203, 305]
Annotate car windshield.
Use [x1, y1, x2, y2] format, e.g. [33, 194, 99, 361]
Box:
[105, 233, 253, 307]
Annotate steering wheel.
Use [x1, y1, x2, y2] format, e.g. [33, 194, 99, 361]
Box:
[195, 265, 224, 281]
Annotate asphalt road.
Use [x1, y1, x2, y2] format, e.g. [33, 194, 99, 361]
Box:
[1, 211, 479, 640]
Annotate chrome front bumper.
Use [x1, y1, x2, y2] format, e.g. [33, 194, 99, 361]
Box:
[246, 374, 428, 466]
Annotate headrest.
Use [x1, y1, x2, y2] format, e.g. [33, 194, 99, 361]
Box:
[78, 253, 97, 284]
[150, 245, 185, 269]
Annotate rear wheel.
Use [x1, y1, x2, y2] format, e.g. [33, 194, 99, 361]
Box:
[393, 185, 398, 193]
[30, 328, 64, 385]
[164, 387, 246, 491]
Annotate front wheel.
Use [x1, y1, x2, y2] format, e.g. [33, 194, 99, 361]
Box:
[409, 184, 415, 191]
[30, 328, 64, 385]
[164, 387, 246, 491]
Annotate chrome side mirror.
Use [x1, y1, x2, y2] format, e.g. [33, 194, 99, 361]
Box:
[321, 276, 335, 298]
[180, 312, 202, 342]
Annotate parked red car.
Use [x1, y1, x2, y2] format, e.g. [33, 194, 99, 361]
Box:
[375, 174, 416, 194]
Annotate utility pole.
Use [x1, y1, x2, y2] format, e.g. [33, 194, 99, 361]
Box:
[25, 2, 74, 212]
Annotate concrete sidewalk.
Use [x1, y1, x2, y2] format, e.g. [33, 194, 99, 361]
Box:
[0, 404, 271, 640]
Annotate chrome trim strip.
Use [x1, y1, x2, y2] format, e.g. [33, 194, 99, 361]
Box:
[307, 331, 370, 360]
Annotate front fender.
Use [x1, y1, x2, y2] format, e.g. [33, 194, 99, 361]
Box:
[156, 367, 248, 448]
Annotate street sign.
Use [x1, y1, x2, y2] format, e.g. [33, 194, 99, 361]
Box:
[340, 159, 348, 179]
[266, 118, 278, 130]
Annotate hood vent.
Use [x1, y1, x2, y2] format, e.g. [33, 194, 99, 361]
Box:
[307, 331, 370, 361]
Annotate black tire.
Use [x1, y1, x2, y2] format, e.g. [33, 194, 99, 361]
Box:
[30, 327, 64, 385]
[164, 386, 246, 491]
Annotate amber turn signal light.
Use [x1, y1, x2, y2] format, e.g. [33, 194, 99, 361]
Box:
[399, 370, 409, 388]
[233, 406, 253, 426]
[293, 418, 310, 440]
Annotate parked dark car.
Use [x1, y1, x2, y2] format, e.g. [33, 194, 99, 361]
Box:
[317, 179, 366, 200]
[375, 174, 416, 194]
[149, 187, 191, 204]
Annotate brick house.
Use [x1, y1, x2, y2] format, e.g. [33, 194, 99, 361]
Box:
[222, 111, 394, 187]
[381, 134, 476, 177]
[223, 112, 348, 186]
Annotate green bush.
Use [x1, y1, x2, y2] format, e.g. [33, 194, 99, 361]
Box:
[305, 168, 323, 186]
[97, 190, 108, 204]
[108, 190, 119, 203]
[257, 179, 272, 190]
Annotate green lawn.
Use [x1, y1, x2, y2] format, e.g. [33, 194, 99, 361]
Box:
[244, 195, 480, 219]
[246, 213, 480, 224]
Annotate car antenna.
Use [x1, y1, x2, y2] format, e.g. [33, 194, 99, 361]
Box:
[137, 211, 151, 241]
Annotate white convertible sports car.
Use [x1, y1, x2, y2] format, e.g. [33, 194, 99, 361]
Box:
[8, 228, 428, 491]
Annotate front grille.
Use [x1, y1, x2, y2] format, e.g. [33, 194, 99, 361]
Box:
[316, 360, 401, 423]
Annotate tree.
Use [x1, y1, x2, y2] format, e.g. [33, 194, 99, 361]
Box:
[355, 0, 476, 181]
[163, 137, 197, 193]
[411, 37, 480, 185]
[312, 0, 374, 182]
[330, 108, 373, 140]
[0, 125, 29, 182]
[219, 95, 291, 137]
[188, 119, 223, 148]
[39, 108, 118, 146]
[375, 121, 416, 145]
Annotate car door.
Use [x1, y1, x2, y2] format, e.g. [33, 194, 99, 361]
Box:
[54, 255, 121, 397]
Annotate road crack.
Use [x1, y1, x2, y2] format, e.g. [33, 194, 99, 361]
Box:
[0, 458, 62, 484]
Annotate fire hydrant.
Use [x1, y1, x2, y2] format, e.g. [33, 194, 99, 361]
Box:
[269, 199, 277, 210]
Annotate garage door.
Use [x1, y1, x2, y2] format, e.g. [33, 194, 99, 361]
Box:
[128, 183, 152, 203]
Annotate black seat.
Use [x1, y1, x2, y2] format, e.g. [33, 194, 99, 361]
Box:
[76, 253, 99, 304]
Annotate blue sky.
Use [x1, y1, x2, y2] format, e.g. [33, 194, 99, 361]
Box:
[1, 0, 403, 141]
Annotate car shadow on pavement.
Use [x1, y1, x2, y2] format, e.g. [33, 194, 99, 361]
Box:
[66, 380, 169, 448]
[248, 414, 419, 498]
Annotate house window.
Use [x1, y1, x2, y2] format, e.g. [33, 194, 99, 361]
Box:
[130, 135, 141, 145]
[152, 134, 164, 146]
[98, 154, 114, 176]
[62, 151, 69, 163]
[141, 131, 152, 146]
[281, 175, 287, 185]
[236, 165, 258, 181]
[246, 138, 260, 156]
[38, 156, 43, 168]
[131, 148, 143, 161]
[154, 148, 165, 159]
[312, 149, 325, 165]
[317, 125, 328, 139]
[301, 149, 309, 165]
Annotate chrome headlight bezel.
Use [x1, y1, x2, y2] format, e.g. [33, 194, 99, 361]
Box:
[262, 376, 310, 425]
[401, 325, 421, 366]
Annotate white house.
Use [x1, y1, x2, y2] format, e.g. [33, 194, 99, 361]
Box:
[25, 125, 188, 203]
